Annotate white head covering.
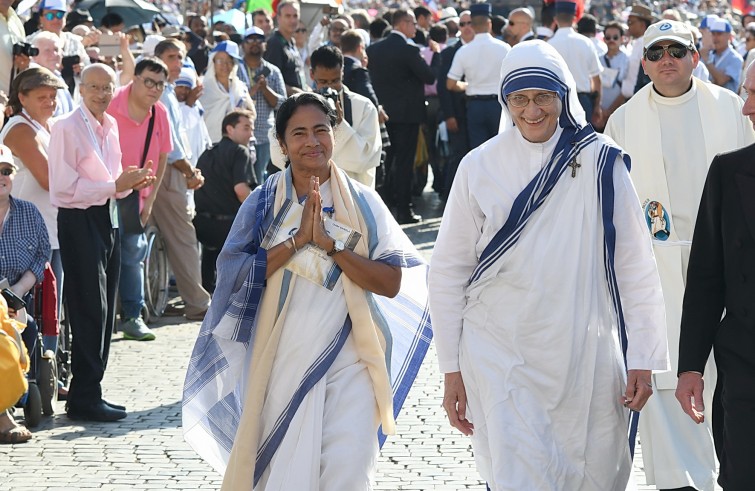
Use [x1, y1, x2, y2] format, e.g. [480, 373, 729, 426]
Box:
[498, 40, 586, 134]
[199, 50, 254, 143]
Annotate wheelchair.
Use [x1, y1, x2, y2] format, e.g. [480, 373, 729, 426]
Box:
[142, 224, 170, 323]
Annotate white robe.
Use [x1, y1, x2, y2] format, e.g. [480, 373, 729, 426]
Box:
[605, 79, 755, 490]
[429, 127, 668, 490]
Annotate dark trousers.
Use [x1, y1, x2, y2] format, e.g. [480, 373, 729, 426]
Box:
[58, 204, 120, 408]
[423, 96, 442, 192]
[193, 213, 234, 294]
[714, 342, 755, 490]
[443, 117, 469, 198]
[384, 121, 420, 211]
[466, 99, 502, 150]
[578, 92, 596, 125]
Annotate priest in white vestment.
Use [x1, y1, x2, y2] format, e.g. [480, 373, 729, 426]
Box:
[605, 20, 755, 491]
[429, 40, 669, 491]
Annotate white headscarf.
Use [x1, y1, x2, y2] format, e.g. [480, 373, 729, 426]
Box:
[200, 51, 255, 143]
[498, 40, 586, 133]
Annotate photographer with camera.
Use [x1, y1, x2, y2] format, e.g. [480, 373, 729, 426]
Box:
[1, 0, 28, 98]
[270, 45, 381, 188]
[240, 26, 285, 184]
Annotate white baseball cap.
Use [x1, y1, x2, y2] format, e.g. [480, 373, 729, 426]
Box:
[643, 20, 696, 50]
[41, 0, 67, 12]
[0, 145, 17, 169]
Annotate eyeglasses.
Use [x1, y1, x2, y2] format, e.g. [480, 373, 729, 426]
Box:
[605, 35, 621, 41]
[459, 21, 472, 27]
[0, 168, 16, 176]
[82, 83, 115, 94]
[506, 92, 558, 107]
[137, 75, 166, 91]
[295, 28, 307, 33]
[644, 43, 689, 62]
[44, 11, 65, 21]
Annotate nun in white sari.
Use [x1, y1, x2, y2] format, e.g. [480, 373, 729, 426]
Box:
[429, 41, 669, 491]
[182, 93, 432, 490]
[200, 41, 256, 144]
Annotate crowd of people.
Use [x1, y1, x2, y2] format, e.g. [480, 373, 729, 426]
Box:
[2, 0, 755, 489]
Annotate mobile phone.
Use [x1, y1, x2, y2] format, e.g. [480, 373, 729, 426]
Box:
[99, 33, 120, 58]
[0, 279, 26, 312]
[322, 5, 340, 16]
[254, 66, 271, 82]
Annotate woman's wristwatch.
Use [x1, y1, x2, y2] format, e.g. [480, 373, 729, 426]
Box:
[327, 239, 345, 256]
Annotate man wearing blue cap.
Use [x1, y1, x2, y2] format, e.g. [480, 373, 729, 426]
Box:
[702, 18, 743, 93]
[548, 0, 603, 125]
[446, 2, 510, 150]
[606, 19, 755, 491]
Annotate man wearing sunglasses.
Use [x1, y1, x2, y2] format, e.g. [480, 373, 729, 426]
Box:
[605, 20, 755, 491]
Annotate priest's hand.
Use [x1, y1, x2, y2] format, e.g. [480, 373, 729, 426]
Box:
[443, 371, 474, 436]
[623, 369, 653, 411]
[675, 371, 705, 424]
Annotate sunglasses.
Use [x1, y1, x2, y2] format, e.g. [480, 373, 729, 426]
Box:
[0, 168, 16, 176]
[605, 35, 620, 41]
[44, 11, 66, 21]
[459, 21, 472, 27]
[644, 44, 689, 62]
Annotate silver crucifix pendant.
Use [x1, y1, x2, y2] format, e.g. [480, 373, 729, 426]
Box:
[568, 159, 581, 178]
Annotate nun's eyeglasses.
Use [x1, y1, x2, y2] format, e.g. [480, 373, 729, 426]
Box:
[644, 44, 689, 62]
[507, 93, 558, 108]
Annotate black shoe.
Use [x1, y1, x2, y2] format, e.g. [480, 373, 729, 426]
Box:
[396, 208, 422, 224]
[66, 402, 127, 422]
[102, 399, 126, 411]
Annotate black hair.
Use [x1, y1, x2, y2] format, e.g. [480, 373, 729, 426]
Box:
[429, 24, 448, 43]
[604, 21, 624, 37]
[491, 15, 506, 35]
[369, 18, 390, 39]
[134, 57, 169, 77]
[222, 109, 255, 135]
[310, 45, 343, 71]
[275, 93, 338, 142]
[414, 6, 431, 19]
[100, 13, 124, 28]
[154, 38, 184, 57]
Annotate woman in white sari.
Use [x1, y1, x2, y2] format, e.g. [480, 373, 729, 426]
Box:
[200, 41, 256, 143]
[183, 93, 432, 490]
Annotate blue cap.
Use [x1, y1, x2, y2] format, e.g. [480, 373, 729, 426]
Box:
[554, 0, 577, 15]
[212, 40, 242, 60]
[469, 3, 492, 17]
[699, 14, 720, 30]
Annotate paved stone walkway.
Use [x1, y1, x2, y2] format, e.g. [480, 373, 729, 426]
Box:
[0, 192, 720, 490]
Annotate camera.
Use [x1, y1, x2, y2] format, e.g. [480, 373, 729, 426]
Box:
[12, 42, 39, 57]
[317, 86, 339, 102]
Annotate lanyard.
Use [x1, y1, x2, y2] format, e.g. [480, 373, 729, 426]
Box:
[712, 48, 731, 69]
[79, 106, 110, 175]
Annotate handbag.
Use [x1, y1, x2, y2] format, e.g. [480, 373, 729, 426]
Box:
[117, 109, 156, 235]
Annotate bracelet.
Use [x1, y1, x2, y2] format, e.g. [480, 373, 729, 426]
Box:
[289, 236, 298, 253]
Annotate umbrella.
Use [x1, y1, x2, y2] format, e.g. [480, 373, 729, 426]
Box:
[77, 0, 161, 28]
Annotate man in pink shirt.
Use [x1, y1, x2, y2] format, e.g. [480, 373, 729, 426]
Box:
[48, 63, 155, 422]
[107, 58, 172, 342]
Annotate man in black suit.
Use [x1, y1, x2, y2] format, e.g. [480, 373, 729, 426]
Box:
[676, 62, 755, 491]
[437, 10, 474, 200]
[367, 8, 435, 223]
[341, 29, 378, 106]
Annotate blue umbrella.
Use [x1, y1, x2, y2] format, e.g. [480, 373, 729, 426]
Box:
[77, 0, 161, 28]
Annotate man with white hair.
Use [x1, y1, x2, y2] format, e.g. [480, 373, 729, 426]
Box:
[430, 40, 668, 490]
[30, 31, 74, 115]
[605, 20, 755, 491]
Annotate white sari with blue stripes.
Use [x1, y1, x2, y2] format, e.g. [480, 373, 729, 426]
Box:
[182, 167, 432, 488]
[430, 41, 668, 491]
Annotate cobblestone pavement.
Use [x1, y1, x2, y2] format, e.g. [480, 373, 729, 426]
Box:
[0, 191, 718, 490]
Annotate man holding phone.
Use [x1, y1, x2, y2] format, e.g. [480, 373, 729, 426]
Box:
[240, 26, 285, 184]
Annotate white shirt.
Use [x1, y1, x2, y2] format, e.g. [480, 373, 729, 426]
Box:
[447, 32, 511, 95]
[0, 7, 25, 95]
[548, 27, 602, 93]
[622, 37, 644, 98]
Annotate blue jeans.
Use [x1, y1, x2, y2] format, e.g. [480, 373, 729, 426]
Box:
[119, 232, 147, 319]
[254, 142, 271, 186]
